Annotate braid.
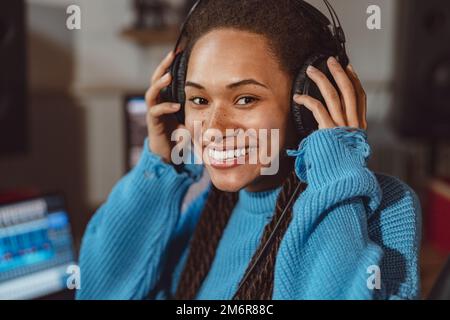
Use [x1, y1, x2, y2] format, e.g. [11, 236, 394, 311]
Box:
[175, 170, 305, 300]
[174, 186, 239, 299]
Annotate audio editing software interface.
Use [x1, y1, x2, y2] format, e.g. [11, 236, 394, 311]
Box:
[0, 195, 76, 299]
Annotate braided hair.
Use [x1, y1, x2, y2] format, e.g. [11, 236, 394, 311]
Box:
[174, 0, 336, 300]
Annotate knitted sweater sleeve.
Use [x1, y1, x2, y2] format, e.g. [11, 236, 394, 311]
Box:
[75, 139, 203, 300]
[274, 128, 421, 300]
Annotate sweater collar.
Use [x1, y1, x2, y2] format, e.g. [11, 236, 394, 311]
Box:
[238, 186, 282, 215]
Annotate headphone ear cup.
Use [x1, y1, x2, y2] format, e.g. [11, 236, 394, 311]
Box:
[291, 54, 337, 136]
[159, 52, 181, 103]
[174, 51, 188, 124]
[292, 54, 324, 136]
[159, 51, 187, 123]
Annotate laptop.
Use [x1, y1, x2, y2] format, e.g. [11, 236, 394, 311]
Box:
[0, 194, 77, 300]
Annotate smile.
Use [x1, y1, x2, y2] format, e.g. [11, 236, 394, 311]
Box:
[206, 146, 258, 168]
[208, 147, 257, 161]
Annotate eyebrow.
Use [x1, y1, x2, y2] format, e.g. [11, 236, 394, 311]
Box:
[185, 79, 269, 90]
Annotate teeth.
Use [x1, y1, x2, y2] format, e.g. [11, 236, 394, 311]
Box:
[208, 147, 254, 161]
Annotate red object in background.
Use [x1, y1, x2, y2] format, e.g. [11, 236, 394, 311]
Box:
[427, 178, 450, 253]
[0, 189, 40, 205]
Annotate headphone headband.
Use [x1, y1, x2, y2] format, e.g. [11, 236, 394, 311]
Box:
[172, 0, 348, 65]
[173, 0, 204, 51]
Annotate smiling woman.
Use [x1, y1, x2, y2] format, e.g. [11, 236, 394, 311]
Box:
[76, 0, 421, 301]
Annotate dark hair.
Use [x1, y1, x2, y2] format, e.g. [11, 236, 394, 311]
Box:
[183, 0, 337, 77]
[174, 0, 336, 300]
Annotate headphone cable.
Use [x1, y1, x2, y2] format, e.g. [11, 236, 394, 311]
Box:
[232, 180, 304, 299]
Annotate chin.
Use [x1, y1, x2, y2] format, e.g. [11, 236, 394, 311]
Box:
[206, 165, 259, 192]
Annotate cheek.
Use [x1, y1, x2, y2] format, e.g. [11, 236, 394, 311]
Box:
[252, 104, 291, 151]
[250, 102, 289, 132]
[185, 105, 210, 121]
[185, 108, 203, 137]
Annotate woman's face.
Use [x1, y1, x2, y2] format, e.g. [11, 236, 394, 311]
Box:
[185, 28, 296, 192]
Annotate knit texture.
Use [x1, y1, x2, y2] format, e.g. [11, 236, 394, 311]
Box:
[76, 128, 421, 300]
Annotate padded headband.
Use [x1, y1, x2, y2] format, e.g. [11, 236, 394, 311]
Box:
[172, 0, 348, 65]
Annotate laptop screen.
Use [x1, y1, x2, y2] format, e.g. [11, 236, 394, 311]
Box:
[0, 194, 76, 299]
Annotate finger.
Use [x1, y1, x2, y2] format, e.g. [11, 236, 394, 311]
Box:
[347, 64, 368, 130]
[306, 65, 346, 126]
[151, 51, 175, 85]
[145, 73, 172, 106]
[339, 95, 348, 124]
[293, 94, 335, 129]
[327, 57, 359, 128]
[148, 102, 181, 119]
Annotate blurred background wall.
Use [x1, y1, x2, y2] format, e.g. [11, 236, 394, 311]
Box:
[3, 0, 403, 210]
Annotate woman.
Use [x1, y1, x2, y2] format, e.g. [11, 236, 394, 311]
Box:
[76, 0, 421, 300]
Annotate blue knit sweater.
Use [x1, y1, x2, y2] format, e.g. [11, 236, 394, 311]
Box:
[76, 128, 421, 300]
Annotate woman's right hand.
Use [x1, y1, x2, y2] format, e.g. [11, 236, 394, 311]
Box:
[145, 51, 185, 164]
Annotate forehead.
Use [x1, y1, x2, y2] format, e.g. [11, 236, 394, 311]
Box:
[186, 28, 285, 85]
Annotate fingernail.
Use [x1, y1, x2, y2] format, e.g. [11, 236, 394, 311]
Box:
[328, 56, 338, 66]
[172, 103, 180, 109]
[163, 73, 171, 80]
[293, 94, 302, 100]
[306, 65, 318, 74]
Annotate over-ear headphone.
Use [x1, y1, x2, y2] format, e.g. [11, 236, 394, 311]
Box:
[159, 0, 349, 137]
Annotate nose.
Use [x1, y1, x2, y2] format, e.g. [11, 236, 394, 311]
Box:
[205, 101, 227, 130]
[202, 102, 236, 146]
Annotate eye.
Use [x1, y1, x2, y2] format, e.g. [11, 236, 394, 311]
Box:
[188, 97, 209, 105]
[236, 96, 259, 106]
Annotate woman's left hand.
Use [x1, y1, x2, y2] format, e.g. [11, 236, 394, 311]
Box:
[293, 56, 367, 130]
